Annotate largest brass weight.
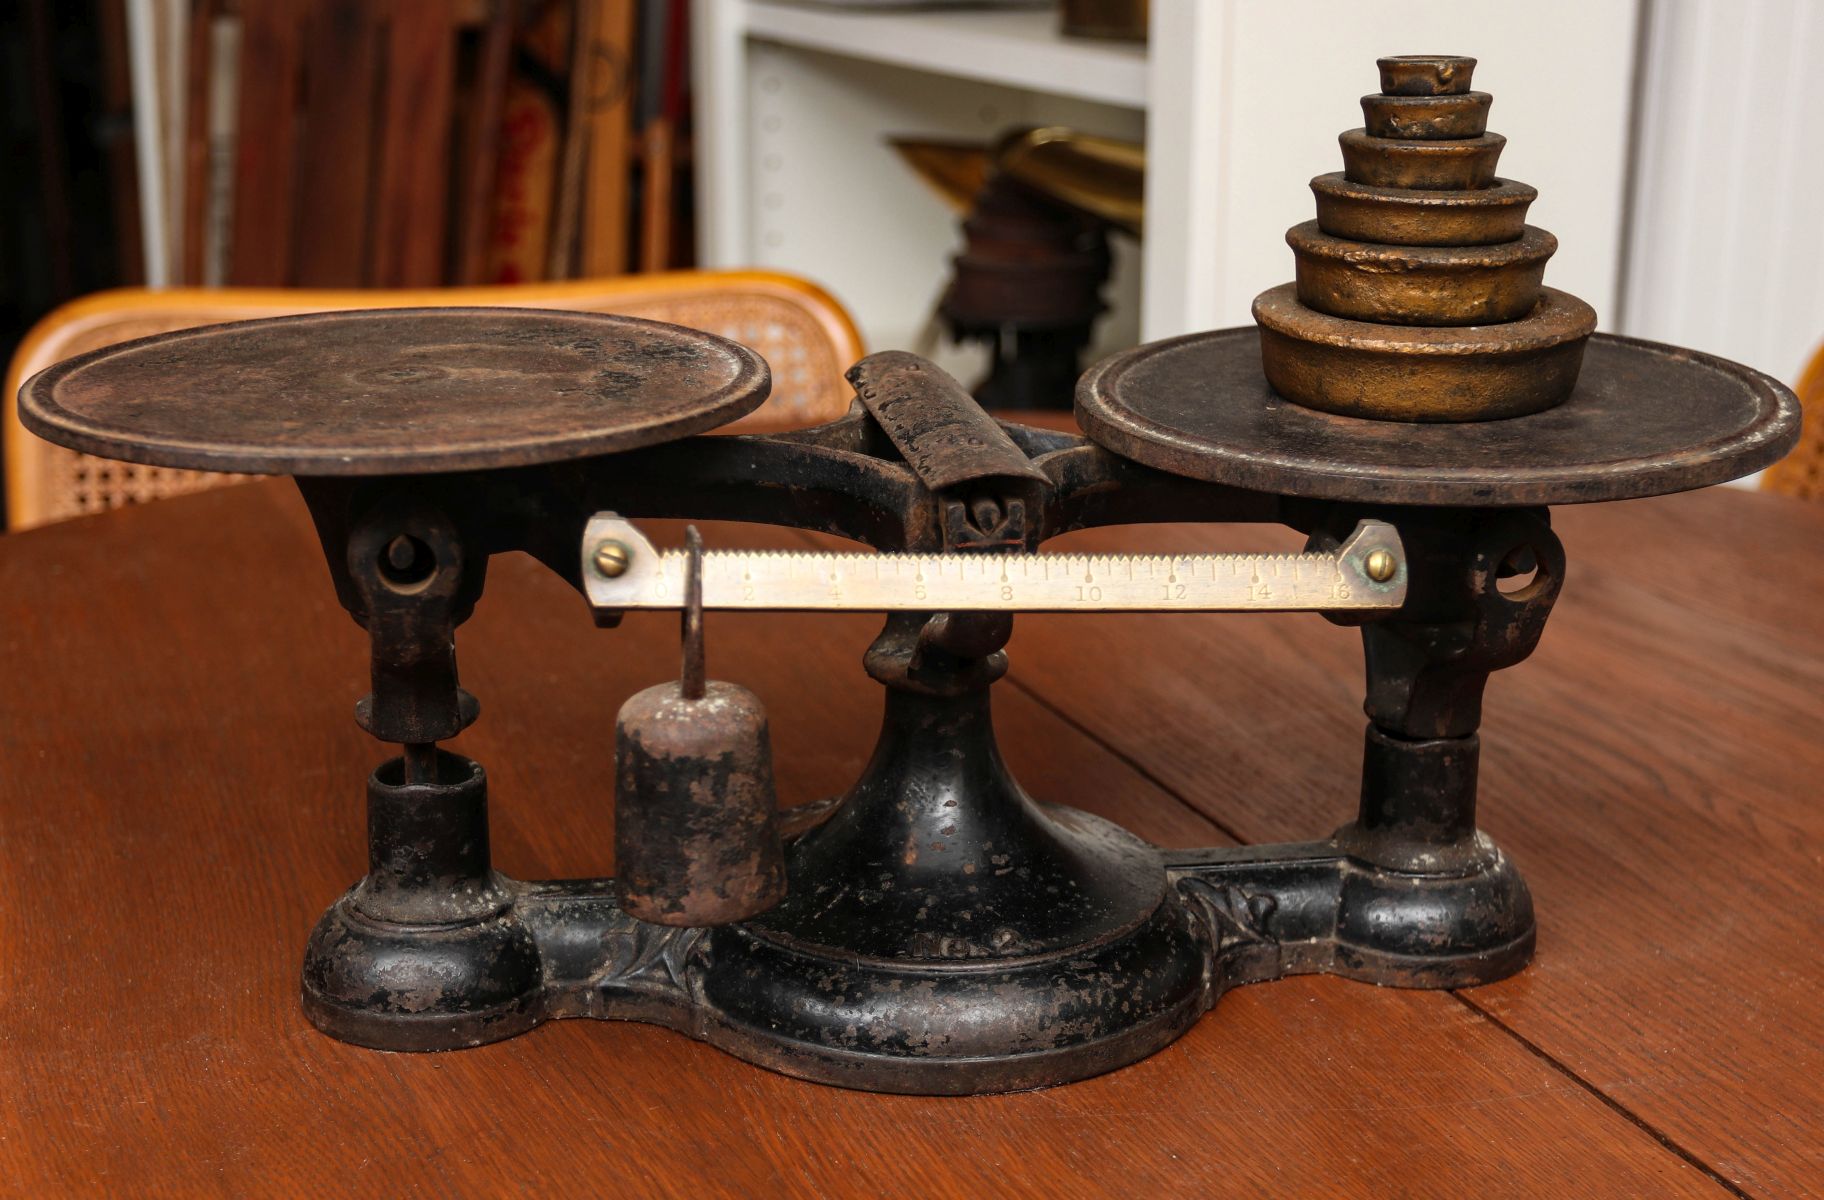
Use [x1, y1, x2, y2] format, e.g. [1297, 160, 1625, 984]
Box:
[1253, 284, 1597, 422]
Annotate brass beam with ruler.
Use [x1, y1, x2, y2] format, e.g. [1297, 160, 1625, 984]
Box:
[581, 516, 1407, 615]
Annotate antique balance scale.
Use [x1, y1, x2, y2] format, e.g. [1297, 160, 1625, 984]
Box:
[20, 59, 1798, 1094]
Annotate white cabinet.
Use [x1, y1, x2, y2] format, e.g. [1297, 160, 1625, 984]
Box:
[694, 0, 1641, 360]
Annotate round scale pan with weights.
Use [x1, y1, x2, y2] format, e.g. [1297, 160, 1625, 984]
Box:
[1103, 51, 1801, 495]
[1075, 328, 1798, 509]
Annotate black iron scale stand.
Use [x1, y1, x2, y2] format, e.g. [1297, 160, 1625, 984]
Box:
[20, 304, 1795, 1094]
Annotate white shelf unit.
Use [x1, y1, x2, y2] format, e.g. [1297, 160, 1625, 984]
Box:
[694, 0, 1641, 365]
[740, 4, 1147, 107]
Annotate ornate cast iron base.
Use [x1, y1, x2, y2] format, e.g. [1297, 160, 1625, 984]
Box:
[304, 810, 1534, 1094]
[303, 677, 1535, 1094]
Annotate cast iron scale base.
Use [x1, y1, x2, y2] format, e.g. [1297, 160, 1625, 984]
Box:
[20, 307, 1796, 1094]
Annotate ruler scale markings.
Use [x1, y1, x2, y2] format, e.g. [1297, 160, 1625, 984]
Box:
[626, 548, 1394, 612]
[582, 516, 1407, 614]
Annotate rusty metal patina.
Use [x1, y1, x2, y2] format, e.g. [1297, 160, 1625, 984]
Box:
[615, 679, 787, 926]
[614, 527, 787, 927]
[1360, 90, 1492, 140]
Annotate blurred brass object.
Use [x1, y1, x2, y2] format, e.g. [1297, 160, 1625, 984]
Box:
[1288, 222, 1557, 326]
[997, 127, 1144, 234]
[1310, 174, 1536, 247]
[1360, 92, 1492, 139]
[1339, 130, 1505, 190]
[890, 129, 1143, 233]
[890, 125, 1142, 408]
[1060, 0, 1147, 41]
[1378, 54, 1476, 95]
[1253, 284, 1597, 422]
[888, 140, 992, 214]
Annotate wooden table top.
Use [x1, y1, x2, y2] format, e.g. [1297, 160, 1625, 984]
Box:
[0, 474, 1819, 1197]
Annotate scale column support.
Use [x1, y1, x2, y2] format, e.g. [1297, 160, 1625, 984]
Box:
[1316, 507, 1564, 983]
[293, 481, 542, 1050]
[1343, 507, 1563, 866]
[333, 492, 496, 908]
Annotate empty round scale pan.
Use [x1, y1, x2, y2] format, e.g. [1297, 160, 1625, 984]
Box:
[17, 308, 771, 475]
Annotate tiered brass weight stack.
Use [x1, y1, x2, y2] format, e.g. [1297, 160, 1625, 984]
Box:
[1253, 55, 1598, 421]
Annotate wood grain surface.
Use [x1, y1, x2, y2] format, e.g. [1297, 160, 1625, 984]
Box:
[371, 0, 458, 289]
[0, 477, 1817, 1197]
[229, 0, 304, 286]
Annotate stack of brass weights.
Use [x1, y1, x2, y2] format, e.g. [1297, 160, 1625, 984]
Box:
[1253, 55, 1597, 421]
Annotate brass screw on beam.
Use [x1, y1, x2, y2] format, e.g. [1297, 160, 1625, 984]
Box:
[593, 540, 632, 577]
[1365, 548, 1397, 582]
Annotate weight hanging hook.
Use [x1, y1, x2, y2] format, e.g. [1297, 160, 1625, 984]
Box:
[681, 525, 706, 700]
